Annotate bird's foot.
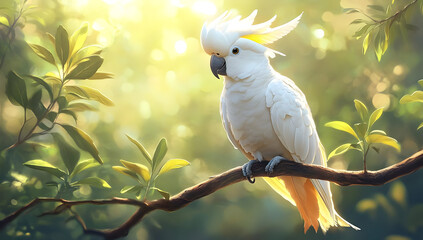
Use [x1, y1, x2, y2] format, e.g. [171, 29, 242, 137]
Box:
[242, 160, 259, 183]
[265, 156, 288, 174]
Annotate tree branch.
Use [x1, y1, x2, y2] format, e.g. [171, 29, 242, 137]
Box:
[1, 150, 422, 239]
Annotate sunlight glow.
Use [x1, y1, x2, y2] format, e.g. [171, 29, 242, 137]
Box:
[313, 29, 325, 39]
[191, 1, 217, 16]
[174, 40, 187, 54]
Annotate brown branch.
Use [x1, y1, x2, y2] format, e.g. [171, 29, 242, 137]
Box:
[1, 150, 422, 239]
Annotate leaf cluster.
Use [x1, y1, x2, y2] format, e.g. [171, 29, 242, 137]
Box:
[113, 135, 190, 200]
[325, 99, 400, 171]
[400, 80, 423, 130]
[5, 23, 114, 196]
[346, 0, 421, 61]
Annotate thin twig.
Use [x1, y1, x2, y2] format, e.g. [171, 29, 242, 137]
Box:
[0, 149, 422, 239]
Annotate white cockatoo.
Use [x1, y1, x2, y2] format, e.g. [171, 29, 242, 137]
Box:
[200, 10, 359, 233]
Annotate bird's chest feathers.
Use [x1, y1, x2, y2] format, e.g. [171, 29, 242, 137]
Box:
[223, 77, 281, 157]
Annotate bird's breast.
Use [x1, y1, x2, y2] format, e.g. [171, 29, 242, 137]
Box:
[222, 77, 285, 160]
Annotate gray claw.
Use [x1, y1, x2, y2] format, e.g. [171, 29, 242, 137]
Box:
[265, 156, 287, 173]
[242, 160, 258, 183]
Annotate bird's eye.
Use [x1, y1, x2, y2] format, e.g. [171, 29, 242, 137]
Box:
[232, 47, 239, 55]
[216, 53, 220, 56]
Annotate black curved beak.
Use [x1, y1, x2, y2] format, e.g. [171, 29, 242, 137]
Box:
[210, 55, 227, 79]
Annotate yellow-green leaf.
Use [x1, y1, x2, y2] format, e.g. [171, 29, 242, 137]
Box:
[112, 166, 139, 181]
[65, 102, 98, 112]
[89, 72, 114, 80]
[152, 138, 168, 169]
[120, 185, 142, 194]
[55, 25, 69, 65]
[61, 124, 103, 164]
[77, 86, 114, 106]
[354, 99, 368, 121]
[418, 122, 423, 130]
[69, 22, 88, 56]
[23, 159, 66, 179]
[354, 122, 368, 138]
[418, 80, 423, 88]
[0, 16, 9, 27]
[66, 55, 104, 80]
[72, 177, 111, 188]
[366, 134, 401, 152]
[363, 33, 370, 54]
[368, 108, 384, 128]
[70, 159, 99, 179]
[126, 135, 152, 166]
[152, 187, 170, 200]
[325, 121, 359, 140]
[69, 45, 102, 67]
[400, 91, 423, 104]
[28, 43, 56, 65]
[158, 159, 190, 175]
[328, 143, 353, 160]
[120, 160, 150, 182]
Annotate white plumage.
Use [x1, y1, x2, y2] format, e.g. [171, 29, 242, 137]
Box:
[202, 10, 359, 233]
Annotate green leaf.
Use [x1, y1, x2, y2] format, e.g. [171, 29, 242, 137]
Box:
[126, 135, 152, 166]
[417, 122, 423, 130]
[77, 86, 114, 106]
[23, 159, 66, 179]
[418, 80, 423, 88]
[28, 90, 46, 120]
[72, 177, 111, 188]
[328, 143, 353, 160]
[61, 109, 78, 122]
[70, 159, 99, 179]
[120, 160, 150, 182]
[367, 5, 384, 12]
[366, 134, 401, 152]
[152, 138, 168, 170]
[0, 16, 9, 27]
[400, 91, 423, 104]
[120, 185, 142, 194]
[65, 85, 113, 106]
[350, 19, 366, 25]
[46, 32, 55, 45]
[369, 108, 384, 129]
[354, 99, 368, 120]
[344, 8, 359, 14]
[69, 22, 88, 56]
[152, 187, 170, 200]
[112, 166, 140, 181]
[46, 111, 58, 123]
[55, 25, 69, 65]
[89, 72, 114, 80]
[325, 121, 359, 140]
[27, 75, 53, 101]
[6, 71, 28, 107]
[28, 43, 56, 66]
[354, 122, 368, 139]
[66, 56, 104, 80]
[158, 159, 190, 175]
[61, 124, 103, 164]
[51, 133, 80, 174]
[353, 24, 371, 38]
[65, 102, 98, 112]
[57, 96, 68, 112]
[69, 45, 102, 67]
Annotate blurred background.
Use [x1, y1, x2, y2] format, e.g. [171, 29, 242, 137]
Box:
[1, 0, 423, 239]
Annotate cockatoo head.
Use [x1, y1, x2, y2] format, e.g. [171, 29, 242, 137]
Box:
[201, 10, 302, 79]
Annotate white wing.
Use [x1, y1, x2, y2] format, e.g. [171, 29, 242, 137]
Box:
[265, 76, 335, 219]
